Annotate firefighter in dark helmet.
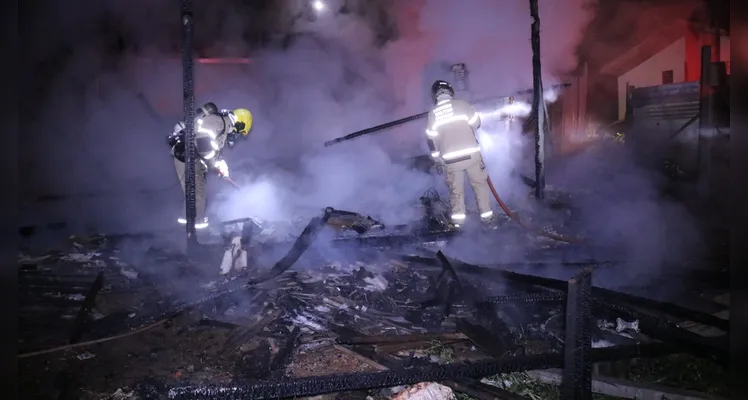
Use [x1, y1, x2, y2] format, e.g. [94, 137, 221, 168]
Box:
[425, 80, 494, 227]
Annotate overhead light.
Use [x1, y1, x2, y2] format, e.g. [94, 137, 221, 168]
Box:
[312, 0, 325, 12]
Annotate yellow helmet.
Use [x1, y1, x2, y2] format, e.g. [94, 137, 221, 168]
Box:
[231, 108, 253, 136]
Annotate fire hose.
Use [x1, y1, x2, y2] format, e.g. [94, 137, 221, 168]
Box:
[322, 84, 585, 244]
[486, 175, 587, 244]
[223, 176, 240, 189]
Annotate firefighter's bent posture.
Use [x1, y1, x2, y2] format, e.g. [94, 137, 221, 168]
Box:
[426, 80, 493, 227]
[168, 103, 254, 276]
[168, 102, 253, 229]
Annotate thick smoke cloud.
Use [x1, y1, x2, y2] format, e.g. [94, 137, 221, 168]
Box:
[416, 0, 592, 96]
[22, 0, 595, 236]
[214, 0, 596, 225]
[21, 0, 706, 295]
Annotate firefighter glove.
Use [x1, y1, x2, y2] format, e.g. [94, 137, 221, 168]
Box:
[215, 160, 230, 178]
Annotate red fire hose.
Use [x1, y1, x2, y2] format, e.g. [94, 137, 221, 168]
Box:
[224, 176, 240, 189]
[486, 176, 587, 245]
[215, 167, 241, 189]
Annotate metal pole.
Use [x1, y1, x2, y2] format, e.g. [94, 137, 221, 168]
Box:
[181, 0, 198, 249]
[529, 0, 545, 199]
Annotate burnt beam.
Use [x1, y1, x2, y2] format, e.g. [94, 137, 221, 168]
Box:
[69, 271, 105, 344]
[164, 343, 683, 399]
[337, 332, 467, 346]
[456, 319, 511, 359]
[562, 268, 593, 400]
[267, 327, 301, 379]
[436, 250, 462, 290]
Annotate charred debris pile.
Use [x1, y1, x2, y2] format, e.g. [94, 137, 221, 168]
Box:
[17, 209, 729, 400]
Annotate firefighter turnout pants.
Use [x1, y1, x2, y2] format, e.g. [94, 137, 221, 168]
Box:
[444, 152, 493, 223]
[174, 157, 208, 223]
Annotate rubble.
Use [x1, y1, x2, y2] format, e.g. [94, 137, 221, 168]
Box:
[18, 228, 729, 399]
[391, 382, 454, 400]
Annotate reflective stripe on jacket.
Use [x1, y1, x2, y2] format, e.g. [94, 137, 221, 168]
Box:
[426, 99, 481, 161]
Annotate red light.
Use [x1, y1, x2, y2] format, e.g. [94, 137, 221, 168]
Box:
[197, 58, 252, 65]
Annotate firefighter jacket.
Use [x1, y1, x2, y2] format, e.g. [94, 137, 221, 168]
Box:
[170, 113, 234, 168]
[426, 99, 482, 163]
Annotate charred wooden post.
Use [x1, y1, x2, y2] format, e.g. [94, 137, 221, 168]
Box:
[529, 0, 546, 199]
[562, 268, 593, 400]
[181, 0, 198, 249]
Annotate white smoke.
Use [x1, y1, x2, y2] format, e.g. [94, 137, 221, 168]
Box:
[24, 0, 595, 236]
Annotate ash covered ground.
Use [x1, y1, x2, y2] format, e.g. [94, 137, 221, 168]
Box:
[18, 199, 729, 399]
[20, 1, 731, 398]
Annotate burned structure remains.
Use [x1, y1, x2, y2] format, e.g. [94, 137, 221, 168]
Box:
[18, 1, 730, 399]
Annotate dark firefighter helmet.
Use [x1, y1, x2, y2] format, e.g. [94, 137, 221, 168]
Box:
[431, 80, 455, 103]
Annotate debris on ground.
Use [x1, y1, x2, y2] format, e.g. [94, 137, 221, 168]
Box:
[392, 382, 454, 400]
[18, 230, 729, 400]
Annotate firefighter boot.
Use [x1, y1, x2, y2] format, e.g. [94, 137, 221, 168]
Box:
[481, 214, 500, 230]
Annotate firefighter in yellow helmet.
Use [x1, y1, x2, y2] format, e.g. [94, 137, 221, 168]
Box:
[167, 103, 253, 230]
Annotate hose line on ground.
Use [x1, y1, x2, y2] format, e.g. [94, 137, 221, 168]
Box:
[486, 175, 587, 244]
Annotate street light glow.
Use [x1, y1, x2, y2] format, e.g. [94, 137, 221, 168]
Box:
[312, 1, 325, 12]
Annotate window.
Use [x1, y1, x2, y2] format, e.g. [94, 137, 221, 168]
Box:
[662, 70, 674, 84]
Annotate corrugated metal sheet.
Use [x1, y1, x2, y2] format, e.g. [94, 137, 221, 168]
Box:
[635, 101, 700, 120]
[629, 83, 701, 137]
[629, 81, 700, 109]
[626, 82, 703, 173]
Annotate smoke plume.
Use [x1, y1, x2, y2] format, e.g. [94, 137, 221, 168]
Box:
[22, 0, 595, 234]
[22, 0, 705, 295]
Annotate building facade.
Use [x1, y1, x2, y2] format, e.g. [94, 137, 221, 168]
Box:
[616, 30, 730, 121]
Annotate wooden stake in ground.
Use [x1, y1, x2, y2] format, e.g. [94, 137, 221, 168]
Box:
[529, 0, 546, 200]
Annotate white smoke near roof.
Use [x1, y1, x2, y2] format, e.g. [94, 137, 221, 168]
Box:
[373, 0, 596, 209]
[207, 12, 436, 225]
[415, 0, 594, 97]
[21, 0, 709, 303]
[213, 0, 596, 224]
[23, 0, 595, 235]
